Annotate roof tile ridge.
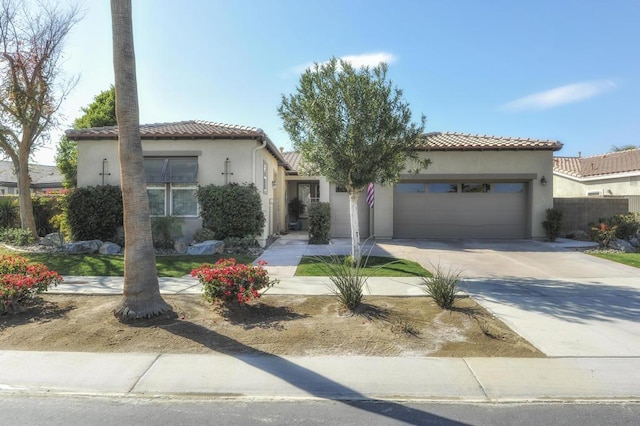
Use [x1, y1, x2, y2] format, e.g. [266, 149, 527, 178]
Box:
[194, 119, 261, 133]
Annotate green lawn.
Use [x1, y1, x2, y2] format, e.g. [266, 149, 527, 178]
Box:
[296, 256, 431, 277]
[591, 252, 640, 269]
[0, 248, 255, 277]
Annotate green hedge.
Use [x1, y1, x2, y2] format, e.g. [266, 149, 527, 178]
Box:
[197, 183, 265, 239]
[308, 202, 331, 244]
[66, 185, 123, 241]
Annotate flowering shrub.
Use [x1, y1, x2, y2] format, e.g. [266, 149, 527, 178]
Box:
[590, 223, 618, 248]
[191, 258, 276, 305]
[0, 255, 62, 314]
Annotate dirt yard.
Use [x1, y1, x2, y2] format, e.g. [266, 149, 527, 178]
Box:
[0, 294, 543, 357]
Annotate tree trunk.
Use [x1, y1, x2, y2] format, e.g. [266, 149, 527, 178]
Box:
[111, 0, 170, 320]
[14, 154, 38, 238]
[348, 189, 362, 262]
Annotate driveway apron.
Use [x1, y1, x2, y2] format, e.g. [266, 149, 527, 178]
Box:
[375, 239, 640, 357]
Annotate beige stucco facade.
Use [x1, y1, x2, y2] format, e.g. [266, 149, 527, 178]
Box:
[554, 173, 640, 197]
[77, 138, 287, 246]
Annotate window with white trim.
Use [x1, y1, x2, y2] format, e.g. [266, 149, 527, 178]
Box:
[144, 157, 199, 216]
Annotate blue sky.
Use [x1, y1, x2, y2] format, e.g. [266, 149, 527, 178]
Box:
[35, 0, 640, 165]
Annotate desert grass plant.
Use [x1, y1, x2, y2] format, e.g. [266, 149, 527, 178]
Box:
[0, 254, 62, 314]
[421, 264, 462, 310]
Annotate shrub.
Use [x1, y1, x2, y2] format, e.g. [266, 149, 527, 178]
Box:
[192, 227, 217, 243]
[197, 183, 265, 239]
[542, 208, 563, 242]
[66, 185, 123, 241]
[318, 253, 370, 311]
[308, 202, 331, 244]
[0, 254, 62, 314]
[191, 258, 276, 305]
[0, 227, 37, 246]
[0, 197, 18, 228]
[151, 216, 183, 249]
[32, 194, 63, 236]
[590, 223, 618, 248]
[421, 265, 461, 310]
[608, 213, 639, 240]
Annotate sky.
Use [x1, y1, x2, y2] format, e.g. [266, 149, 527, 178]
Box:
[32, 0, 640, 165]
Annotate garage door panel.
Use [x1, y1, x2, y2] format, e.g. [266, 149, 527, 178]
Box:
[394, 182, 527, 238]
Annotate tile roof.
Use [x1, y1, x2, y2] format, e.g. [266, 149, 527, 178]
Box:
[554, 149, 640, 178]
[65, 120, 266, 140]
[0, 161, 63, 187]
[418, 132, 563, 151]
[66, 120, 290, 169]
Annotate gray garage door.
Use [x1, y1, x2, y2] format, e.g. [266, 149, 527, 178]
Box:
[394, 182, 527, 238]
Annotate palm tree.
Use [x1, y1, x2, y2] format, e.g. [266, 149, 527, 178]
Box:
[111, 0, 170, 319]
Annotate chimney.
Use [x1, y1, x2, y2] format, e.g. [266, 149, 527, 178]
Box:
[279, 146, 284, 153]
[578, 151, 581, 158]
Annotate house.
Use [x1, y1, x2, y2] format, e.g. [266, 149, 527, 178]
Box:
[285, 132, 562, 239]
[0, 160, 64, 195]
[70, 121, 562, 242]
[67, 120, 290, 246]
[553, 149, 640, 200]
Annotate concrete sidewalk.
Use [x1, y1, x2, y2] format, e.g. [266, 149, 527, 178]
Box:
[1, 350, 639, 402]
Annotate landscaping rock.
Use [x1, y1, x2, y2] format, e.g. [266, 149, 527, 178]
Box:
[99, 242, 121, 255]
[610, 238, 636, 253]
[565, 229, 588, 240]
[64, 240, 103, 254]
[630, 237, 640, 248]
[42, 233, 64, 247]
[187, 240, 224, 255]
[173, 237, 189, 254]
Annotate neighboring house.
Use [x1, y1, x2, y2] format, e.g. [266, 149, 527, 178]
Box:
[285, 132, 562, 239]
[67, 120, 290, 246]
[553, 149, 640, 198]
[0, 160, 64, 195]
[70, 122, 561, 242]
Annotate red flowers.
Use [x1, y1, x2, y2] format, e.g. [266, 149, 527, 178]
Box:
[0, 255, 62, 314]
[191, 258, 277, 305]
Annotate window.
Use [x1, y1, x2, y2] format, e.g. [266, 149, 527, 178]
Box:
[335, 185, 347, 193]
[462, 183, 491, 193]
[396, 183, 426, 193]
[493, 183, 525, 193]
[144, 157, 198, 216]
[428, 183, 458, 193]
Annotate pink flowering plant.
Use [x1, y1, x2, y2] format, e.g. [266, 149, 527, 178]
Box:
[191, 258, 277, 305]
[0, 254, 63, 314]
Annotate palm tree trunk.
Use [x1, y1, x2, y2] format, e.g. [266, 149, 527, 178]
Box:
[111, 0, 170, 319]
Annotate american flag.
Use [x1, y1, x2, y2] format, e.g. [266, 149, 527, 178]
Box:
[366, 183, 374, 208]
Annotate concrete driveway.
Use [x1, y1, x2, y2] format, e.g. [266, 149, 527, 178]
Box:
[375, 239, 640, 357]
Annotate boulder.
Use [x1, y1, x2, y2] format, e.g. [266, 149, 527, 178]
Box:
[628, 237, 640, 248]
[42, 233, 64, 247]
[173, 237, 189, 254]
[187, 240, 224, 255]
[64, 240, 103, 254]
[565, 229, 588, 240]
[610, 238, 636, 253]
[99, 242, 121, 255]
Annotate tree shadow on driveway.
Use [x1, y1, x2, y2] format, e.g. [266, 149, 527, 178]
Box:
[459, 277, 640, 324]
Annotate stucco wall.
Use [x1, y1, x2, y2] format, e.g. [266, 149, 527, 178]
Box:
[554, 174, 640, 197]
[370, 150, 554, 238]
[77, 138, 285, 245]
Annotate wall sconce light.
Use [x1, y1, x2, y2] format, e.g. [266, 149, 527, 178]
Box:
[540, 176, 547, 186]
[272, 180, 277, 188]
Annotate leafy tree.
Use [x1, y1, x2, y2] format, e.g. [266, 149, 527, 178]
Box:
[56, 86, 116, 187]
[0, 0, 80, 237]
[610, 144, 638, 152]
[278, 58, 429, 261]
[111, 0, 169, 319]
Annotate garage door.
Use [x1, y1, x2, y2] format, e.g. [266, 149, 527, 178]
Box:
[394, 182, 527, 238]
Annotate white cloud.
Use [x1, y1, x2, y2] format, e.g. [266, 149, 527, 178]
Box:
[501, 80, 616, 112]
[292, 52, 397, 75]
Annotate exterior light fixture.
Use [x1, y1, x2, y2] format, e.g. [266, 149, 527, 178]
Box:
[540, 176, 547, 186]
